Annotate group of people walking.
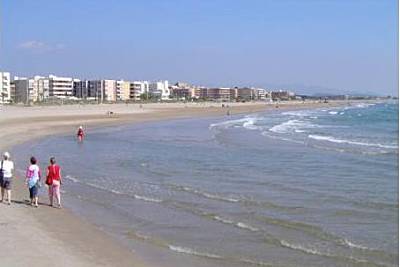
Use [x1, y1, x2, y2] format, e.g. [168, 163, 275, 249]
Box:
[0, 152, 63, 208]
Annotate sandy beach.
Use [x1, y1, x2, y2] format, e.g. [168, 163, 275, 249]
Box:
[0, 100, 358, 267]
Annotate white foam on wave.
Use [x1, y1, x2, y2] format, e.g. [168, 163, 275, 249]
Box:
[343, 239, 370, 250]
[355, 103, 375, 108]
[213, 216, 234, 225]
[282, 110, 313, 117]
[179, 186, 240, 203]
[280, 240, 324, 256]
[329, 111, 338, 115]
[281, 240, 369, 264]
[134, 194, 162, 203]
[65, 175, 79, 183]
[209, 117, 256, 129]
[269, 120, 311, 134]
[111, 189, 123, 195]
[239, 258, 274, 266]
[236, 222, 259, 232]
[242, 118, 261, 130]
[308, 134, 398, 149]
[262, 132, 305, 144]
[202, 192, 240, 203]
[168, 245, 222, 259]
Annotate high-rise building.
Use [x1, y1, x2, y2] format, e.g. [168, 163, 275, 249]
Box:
[87, 80, 117, 103]
[116, 80, 130, 101]
[149, 80, 170, 100]
[0, 72, 11, 104]
[130, 81, 149, 101]
[14, 76, 50, 103]
[73, 79, 89, 99]
[200, 87, 231, 101]
[48, 75, 74, 98]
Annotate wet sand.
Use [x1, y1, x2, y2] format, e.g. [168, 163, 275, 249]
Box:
[0, 101, 353, 267]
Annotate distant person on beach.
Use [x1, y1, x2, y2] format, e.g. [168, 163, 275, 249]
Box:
[0, 152, 14, 205]
[46, 157, 62, 208]
[77, 126, 85, 142]
[25, 156, 41, 207]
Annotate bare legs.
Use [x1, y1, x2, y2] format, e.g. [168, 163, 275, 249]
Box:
[48, 184, 61, 208]
[1, 188, 11, 205]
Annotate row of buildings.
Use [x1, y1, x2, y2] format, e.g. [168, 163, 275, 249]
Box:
[0, 71, 296, 104]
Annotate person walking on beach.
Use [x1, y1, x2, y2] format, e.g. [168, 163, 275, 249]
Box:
[0, 152, 14, 205]
[46, 157, 62, 208]
[25, 157, 42, 207]
[77, 125, 85, 142]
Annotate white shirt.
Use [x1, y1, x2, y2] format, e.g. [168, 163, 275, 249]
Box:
[1, 160, 14, 178]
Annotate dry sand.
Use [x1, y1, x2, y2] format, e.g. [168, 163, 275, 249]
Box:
[0, 101, 352, 267]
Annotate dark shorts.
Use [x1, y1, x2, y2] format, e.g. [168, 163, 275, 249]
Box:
[0, 177, 12, 190]
[29, 185, 39, 198]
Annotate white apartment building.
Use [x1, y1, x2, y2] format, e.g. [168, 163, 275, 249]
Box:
[254, 88, 268, 100]
[149, 80, 170, 100]
[130, 81, 149, 101]
[0, 72, 11, 104]
[116, 80, 130, 101]
[48, 75, 74, 98]
[103, 80, 117, 102]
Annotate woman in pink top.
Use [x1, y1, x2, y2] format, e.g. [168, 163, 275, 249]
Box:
[46, 157, 62, 208]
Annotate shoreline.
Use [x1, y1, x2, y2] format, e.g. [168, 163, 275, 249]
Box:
[0, 100, 371, 267]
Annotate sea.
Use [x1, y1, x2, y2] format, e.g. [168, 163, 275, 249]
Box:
[13, 101, 398, 267]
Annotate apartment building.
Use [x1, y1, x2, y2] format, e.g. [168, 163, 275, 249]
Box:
[73, 79, 90, 99]
[87, 80, 117, 102]
[171, 82, 200, 100]
[271, 90, 295, 101]
[48, 75, 74, 98]
[149, 80, 170, 100]
[14, 76, 50, 103]
[200, 87, 231, 101]
[116, 80, 130, 101]
[237, 88, 255, 101]
[0, 72, 11, 104]
[130, 81, 149, 101]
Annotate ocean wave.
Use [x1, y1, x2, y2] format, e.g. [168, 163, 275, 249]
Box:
[238, 258, 275, 266]
[168, 245, 223, 259]
[202, 192, 240, 203]
[236, 222, 259, 232]
[209, 117, 257, 130]
[355, 103, 376, 108]
[308, 135, 398, 149]
[65, 175, 79, 183]
[213, 216, 234, 225]
[279, 240, 375, 265]
[269, 120, 308, 134]
[242, 118, 262, 130]
[282, 110, 314, 117]
[342, 239, 370, 250]
[172, 185, 241, 203]
[280, 240, 324, 256]
[329, 111, 338, 115]
[110, 189, 123, 195]
[134, 194, 162, 203]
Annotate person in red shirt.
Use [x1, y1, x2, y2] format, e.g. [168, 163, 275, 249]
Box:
[77, 126, 85, 142]
[46, 157, 62, 208]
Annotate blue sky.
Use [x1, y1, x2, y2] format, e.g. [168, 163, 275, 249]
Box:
[0, 0, 398, 95]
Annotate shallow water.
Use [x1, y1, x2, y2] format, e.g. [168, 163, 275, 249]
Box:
[14, 101, 398, 267]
